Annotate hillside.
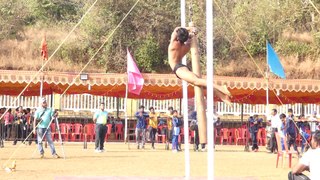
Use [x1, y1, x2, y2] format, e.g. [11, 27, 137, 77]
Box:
[1, 0, 320, 79]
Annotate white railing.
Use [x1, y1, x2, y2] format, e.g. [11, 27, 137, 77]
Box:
[0, 95, 52, 109]
[60, 94, 125, 112]
[216, 102, 319, 117]
[138, 99, 181, 112]
[0, 94, 319, 117]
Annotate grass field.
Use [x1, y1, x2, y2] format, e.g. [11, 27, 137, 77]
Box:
[0, 142, 303, 180]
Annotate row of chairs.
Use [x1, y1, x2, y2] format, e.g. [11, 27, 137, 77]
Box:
[216, 128, 267, 145]
[50, 123, 124, 142]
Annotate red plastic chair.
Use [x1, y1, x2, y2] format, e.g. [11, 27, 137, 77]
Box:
[220, 128, 229, 145]
[105, 124, 112, 142]
[275, 132, 299, 168]
[115, 124, 124, 140]
[189, 129, 195, 143]
[157, 125, 166, 143]
[71, 123, 83, 142]
[257, 129, 263, 146]
[50, 123, 57, 141]
[178, 127, 184, 143]
[84, 123, 95, 142]
[239, 128, 248, 145]
[59, 123, 72, 142]
[228, 128, 236, 145]
[235, 129, 243, 145]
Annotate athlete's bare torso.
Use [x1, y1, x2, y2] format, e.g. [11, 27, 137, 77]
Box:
[168, 27, 191, 70]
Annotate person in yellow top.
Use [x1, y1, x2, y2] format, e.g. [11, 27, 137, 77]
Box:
[165, 106, 174, 150]
[148, 107, 159, 149]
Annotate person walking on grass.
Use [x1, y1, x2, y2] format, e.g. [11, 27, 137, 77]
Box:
[93, 102, 108, 153]
[33, 98, 60, 158]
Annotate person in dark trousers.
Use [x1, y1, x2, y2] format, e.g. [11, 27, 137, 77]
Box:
[13, 106, 25, 145]
[171, 110, 180, 152]
[135, 105, 149, 149]
[286, 109, 300, 156]
[148, 107, 159, 149]
[190, 111, 206, 151]
[93, 102, 108, 153]
[249, 114, 262, 152]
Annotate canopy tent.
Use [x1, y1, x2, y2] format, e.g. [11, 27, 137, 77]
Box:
[0, 70, 319, 104]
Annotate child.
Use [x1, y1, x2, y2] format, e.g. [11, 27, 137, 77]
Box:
[171, 110, 180, 152]
[279, 113, 287, 151]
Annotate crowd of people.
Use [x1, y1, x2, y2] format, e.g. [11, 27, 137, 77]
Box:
[246, 108, 320, 180]
[0, 106, 37, 146]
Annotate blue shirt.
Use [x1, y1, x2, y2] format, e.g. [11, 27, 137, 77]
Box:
[135, 112, 149, 129]
[172, 116, 180, 135]
[286, 116, 296, 135]
[35, 107, 55, 129]
[94, 110, 108, 125]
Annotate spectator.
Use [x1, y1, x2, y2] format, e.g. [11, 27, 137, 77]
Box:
[214, 117, 222, 136]
[279, 113, 287, 151]
[268, 109, 282, 153]
[148, 107, 159, 149]
[4, 108, 14, 140]
[171, 110, 180, 152]
[190, 111, 206, 151]
[286, 109, 299, 156]
[135, 105, 149, 149]
[165, 106, 174, 150]
[13, 106, 26, 145]
[248, 115, 261, 152]
[297, 114, 310, 154]
[289, 130, 320, 180]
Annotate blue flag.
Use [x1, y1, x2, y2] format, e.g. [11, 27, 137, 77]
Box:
[267, 42, 286, 79]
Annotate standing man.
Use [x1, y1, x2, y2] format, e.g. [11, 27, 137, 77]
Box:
[286, 109, 299, 155]
[248, 115, 260, 152]
[148, 107, 159, 149]
[135, 105, 149, 149]
[93, 102, 108, 153]
[268, 109, 282, 153]
[33, 98, 60, 158]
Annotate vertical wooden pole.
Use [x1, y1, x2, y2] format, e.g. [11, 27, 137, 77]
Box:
[189, 22, 207, 144]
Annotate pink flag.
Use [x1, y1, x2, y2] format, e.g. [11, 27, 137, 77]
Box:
[127, 48, 144, 95]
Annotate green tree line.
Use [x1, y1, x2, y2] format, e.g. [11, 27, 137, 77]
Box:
[1, 0, 320, 78]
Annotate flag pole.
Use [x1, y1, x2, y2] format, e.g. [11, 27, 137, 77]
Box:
[40, 58, 44, 97]
[181, 0, 190, 178]
[206, 0, 214, 179]
[124, 74, 129, 143]
[266, 40, 270, 117]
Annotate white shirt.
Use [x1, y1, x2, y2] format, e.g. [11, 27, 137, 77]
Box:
[270, 114, 282, 131]
[300, 148, 320, 180]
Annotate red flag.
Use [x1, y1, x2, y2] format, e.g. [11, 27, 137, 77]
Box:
[41, 35, 48, 60]
[127, 48, 144, 95]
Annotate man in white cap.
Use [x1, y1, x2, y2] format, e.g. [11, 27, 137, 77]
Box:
[33, 97, 60, 158]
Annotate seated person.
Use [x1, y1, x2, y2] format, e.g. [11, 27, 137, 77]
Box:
[289, 130, 320, 180]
